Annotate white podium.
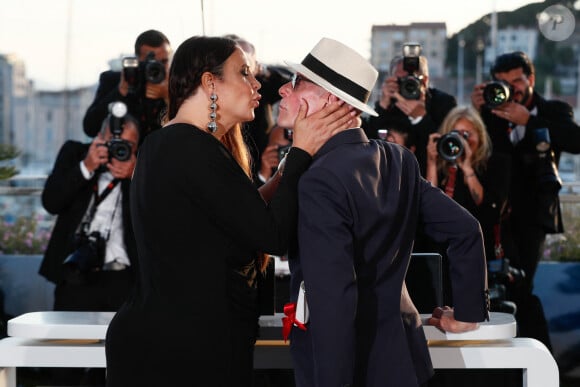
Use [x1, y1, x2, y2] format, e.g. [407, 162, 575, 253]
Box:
[0, 311, 559, 387]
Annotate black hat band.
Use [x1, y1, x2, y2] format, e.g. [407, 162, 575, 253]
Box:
[301, 54, 370, 104]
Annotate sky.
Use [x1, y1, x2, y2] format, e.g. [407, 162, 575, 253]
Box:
[0, 0, 539, 90]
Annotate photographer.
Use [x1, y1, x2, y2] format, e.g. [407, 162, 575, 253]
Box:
[41, 104, 139, 309]
[425, 106, 511, 307]
[39, 104, 139, 385]
[363, 43, 457, 176]
[83, 29, 171, 143]
[471, 51, 580, 351]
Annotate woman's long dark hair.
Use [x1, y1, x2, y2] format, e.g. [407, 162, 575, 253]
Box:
[168, 36, 266, 271]
[167, 36, 251, 178]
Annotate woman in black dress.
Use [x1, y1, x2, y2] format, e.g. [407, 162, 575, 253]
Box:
[105, 36, 354, 387]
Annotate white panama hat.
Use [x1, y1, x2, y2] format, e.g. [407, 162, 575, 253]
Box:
[285, 37, 378, 117]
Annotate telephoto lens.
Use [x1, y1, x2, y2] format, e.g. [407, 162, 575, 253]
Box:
[437, 131, 465, 162]
[483, 81, 512, 108]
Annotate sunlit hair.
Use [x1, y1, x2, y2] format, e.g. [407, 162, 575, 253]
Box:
[437, 106, 492, 174]
[166, 35, 251, 178]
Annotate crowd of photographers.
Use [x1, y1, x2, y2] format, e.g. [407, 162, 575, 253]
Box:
[361, 44, 580, 354]
[36, 29, 580, 385]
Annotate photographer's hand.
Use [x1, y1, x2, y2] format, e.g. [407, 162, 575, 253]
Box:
[425, 133, 440, 186]
[379, 77, 399, 109]
[118, 70, 130, 97]
[145, 81, 169, 102]
[470, 83, 486, 112]
[491, 102, 530, 126]
[107, 154, 137, 180]
[83, 137, 109, 173]
[456, 144, 484, 205]
[259, 144, 281, 182]
[395, 95, 427, 121]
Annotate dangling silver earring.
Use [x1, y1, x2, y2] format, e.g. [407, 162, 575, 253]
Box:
[208, 92, 218, 133]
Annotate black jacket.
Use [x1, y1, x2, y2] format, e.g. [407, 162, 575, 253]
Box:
[481, 91, 580, 233]
[83, 70, 166, 142]
[39, 141, 137, 284]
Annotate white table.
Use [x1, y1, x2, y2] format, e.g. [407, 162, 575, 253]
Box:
[0, 311, 558, 387]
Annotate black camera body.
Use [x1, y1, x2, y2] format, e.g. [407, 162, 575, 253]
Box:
[437, 130, 469, 162]
[122, 51, 166, 96]
[398, 43, 423, 100]
[63, 231, 106, 274]
[487, 258, 525, 315]
[105, 102, 132, 162]
[483, 80, 513, 108]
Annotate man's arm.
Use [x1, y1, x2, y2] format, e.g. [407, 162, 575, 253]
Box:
[530, 98, 580, 154]
[419, 178, 490, 323]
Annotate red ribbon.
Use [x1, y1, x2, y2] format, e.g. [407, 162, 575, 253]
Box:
[282, 302, 307, 342]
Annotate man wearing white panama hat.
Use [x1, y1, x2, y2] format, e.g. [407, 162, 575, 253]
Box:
[277, 37, 490, 387]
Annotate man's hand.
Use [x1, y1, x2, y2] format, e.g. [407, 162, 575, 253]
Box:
[145, 80, 169, 101]
[491, 101, 530, 126]
[83, 137, 109, 173]
[471, 83, 486, 111]
[428, 306, 479, 333]
[107, 154, 137, 180]
[259, 144, 282, 181]
[378, 76, 399, 109]
[394, 94, 427, 120]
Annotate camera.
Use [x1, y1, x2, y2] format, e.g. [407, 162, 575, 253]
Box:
[436, 130, 469, 162]
[122, 51, 166, 95]
[398, 43, 423, 100]
[105, 102, 133, 162]
[63, 230, 106, 274]
[483, 80, 513, 108]
[487, 258, 525, 315]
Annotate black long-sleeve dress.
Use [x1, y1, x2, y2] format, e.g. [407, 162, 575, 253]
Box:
[105, 123, 311, 387]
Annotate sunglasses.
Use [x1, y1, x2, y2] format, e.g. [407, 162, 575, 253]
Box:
[291, 74, 313, 90]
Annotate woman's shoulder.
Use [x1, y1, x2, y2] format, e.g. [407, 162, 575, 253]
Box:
[143, 123, 218, 150]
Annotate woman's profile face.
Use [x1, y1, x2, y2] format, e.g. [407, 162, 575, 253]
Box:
[453, 117, 480, 156]
[213, 47, 262, 129]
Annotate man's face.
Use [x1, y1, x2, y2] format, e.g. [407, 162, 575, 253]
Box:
[139, 43, 172, 73]
[493, 67, 534, 106]
[277, 73, 328, 129]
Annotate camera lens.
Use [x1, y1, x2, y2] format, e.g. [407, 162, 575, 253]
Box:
[437, 132, 464, 162]
[145, 61, 166, 84]
[398, 76, 422, 100]
[108, 140, 132, 161]
[483, 81, 511, 108]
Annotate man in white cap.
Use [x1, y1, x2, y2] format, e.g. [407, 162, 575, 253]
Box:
[277, 37, 490, 387]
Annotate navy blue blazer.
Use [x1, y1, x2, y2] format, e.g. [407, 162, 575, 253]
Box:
[288, 128, 489, 387]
